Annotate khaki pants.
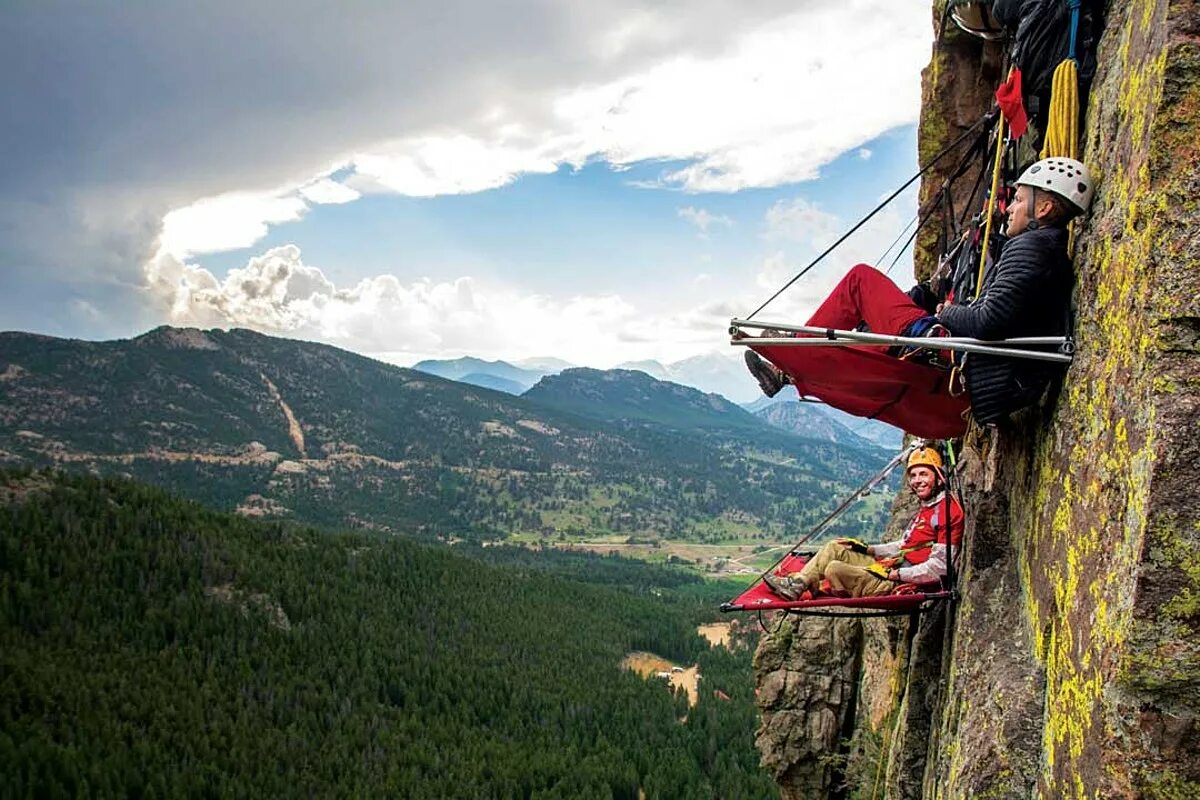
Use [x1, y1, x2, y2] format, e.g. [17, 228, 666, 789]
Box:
[791, 541, 896, 598]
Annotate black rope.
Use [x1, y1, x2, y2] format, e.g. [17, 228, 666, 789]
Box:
[746, 110, 994, 319]
[884, 213, 926, 276]
[874, 211, 920, 266]
[757, 609, 791, 634]
[957, 159, 989, 231]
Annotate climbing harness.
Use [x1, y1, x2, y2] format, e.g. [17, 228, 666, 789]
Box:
[721, 441, 964, 621]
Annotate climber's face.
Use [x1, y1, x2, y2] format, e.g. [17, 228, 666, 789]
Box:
[1006, 185, 1033, 236]
[908, 466, 939, 501]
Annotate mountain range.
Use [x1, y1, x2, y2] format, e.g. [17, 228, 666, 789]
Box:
[413, 351, 758, 402]
[411, 356, 550, 392]
[743, 395, 903, 449]
[414, 353, 903, 448]
[0, 326, 891, 542]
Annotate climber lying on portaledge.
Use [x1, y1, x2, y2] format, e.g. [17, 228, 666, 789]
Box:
[745, 157, 1094, 425]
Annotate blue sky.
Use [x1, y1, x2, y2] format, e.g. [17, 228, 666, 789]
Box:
[200, 127, 919, 298]
[0, 0, 931, 367]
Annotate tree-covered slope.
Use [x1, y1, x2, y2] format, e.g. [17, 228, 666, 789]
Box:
[0, 327, 888, 541]
[0, 471, 777, 799]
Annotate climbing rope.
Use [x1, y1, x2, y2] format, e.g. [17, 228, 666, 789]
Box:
[975, 110, 1007, 295]
[1041, 0, 1083, 159]
[743, 445, 917, 588]
[884, 221, 924, 277]
[1040, 0, 1083, 248]
[1040, 59, 1079, 160]
[875, 212, 920, 267]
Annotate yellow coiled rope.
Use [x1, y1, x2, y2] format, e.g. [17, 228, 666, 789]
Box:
[1040, 58, 1081, 247]
[1040, 58, 1079, 160]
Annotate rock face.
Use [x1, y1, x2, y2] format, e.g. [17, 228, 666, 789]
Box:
[754, 617, 863, 798]
[753, 1, 1200, 797]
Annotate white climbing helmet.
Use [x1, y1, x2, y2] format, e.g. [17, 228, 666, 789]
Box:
[1015, 157, 1095, 215]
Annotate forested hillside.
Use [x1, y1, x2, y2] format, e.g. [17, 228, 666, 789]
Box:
[523, 368, 760, 431]
[0, 471, 777, 799]
[0, 327, 890, 543]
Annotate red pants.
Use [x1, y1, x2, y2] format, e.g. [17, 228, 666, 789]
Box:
[806, 264, 927, 335]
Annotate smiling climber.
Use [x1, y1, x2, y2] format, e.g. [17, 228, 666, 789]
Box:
[745, 157, 1094, 426]
[763, 446, 964, 599]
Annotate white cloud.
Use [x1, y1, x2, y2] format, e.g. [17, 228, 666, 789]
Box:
[147, 1, 928, 259]
[159, 177, 362, 260]
[147, 245, 667, 365]
[159, 192, 308, 260]
[299, 179, 361, 205]
[551, 4, 927, 192]
[678, 206, 734, 234]
[352, 135, 566, 197]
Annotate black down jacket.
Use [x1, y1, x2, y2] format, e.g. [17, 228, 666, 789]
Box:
[936, 226, 1072, 424]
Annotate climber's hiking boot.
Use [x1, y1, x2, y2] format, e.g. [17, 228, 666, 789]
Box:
[763, 573, 807, 600]
[744, 351, 787, 398]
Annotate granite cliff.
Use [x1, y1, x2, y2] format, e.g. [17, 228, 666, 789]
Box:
[752, 1, 1200, 797]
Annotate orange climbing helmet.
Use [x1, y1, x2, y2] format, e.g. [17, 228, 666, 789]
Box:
[906, 446, 944, 477]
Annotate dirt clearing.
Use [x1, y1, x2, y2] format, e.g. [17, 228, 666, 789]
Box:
[620, 652, 700, 707]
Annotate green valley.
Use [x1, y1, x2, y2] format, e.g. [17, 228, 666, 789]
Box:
[0, 327, 894, 565]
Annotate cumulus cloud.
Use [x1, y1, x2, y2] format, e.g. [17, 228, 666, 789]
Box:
[146, 245, 663, 365]
[678, 206, 734, 235]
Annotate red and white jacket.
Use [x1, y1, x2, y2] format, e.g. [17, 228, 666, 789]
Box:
[873, 491, 964, 585]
